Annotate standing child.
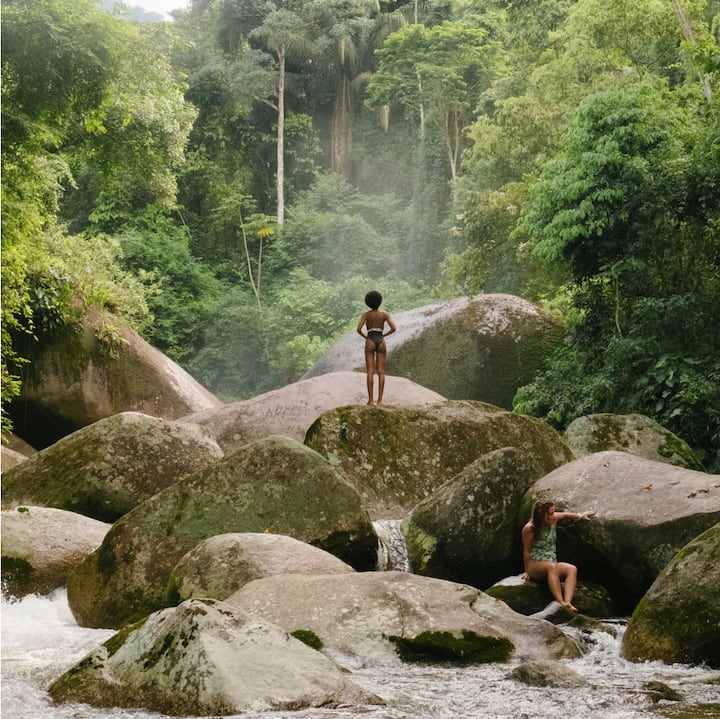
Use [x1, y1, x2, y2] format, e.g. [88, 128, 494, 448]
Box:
[356, 290, 396, 405]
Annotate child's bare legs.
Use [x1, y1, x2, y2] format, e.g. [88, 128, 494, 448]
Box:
[364, 341, 377, 405]
[528, 560, 579, 611]
[375, 343, 387, 404]
[558, 562, 578, 611]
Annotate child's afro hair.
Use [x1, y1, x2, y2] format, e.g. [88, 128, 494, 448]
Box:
[365, 290, 382, 309]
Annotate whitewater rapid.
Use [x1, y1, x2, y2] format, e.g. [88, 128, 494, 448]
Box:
[2, 588, 719, 719]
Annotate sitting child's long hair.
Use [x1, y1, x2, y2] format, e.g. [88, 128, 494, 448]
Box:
[530, 499, 554, 544]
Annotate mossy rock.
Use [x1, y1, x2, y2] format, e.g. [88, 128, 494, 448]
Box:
[507, 660, 587, 687]
[306, 401, 574, 519]
[643, 681, 684, 703]
[7, 307, 220, 450]
[485, 578, 616, 619]
[50, 600, 378, 715]
[1, 506, 110, 598]
[564, 413, 704, 470]
[402, 447, 543, 588]
[485, 579, 551, 616]
[68, 436, 377, 628]
[622, 524, 720, 667]
[1, 412, 223, 522]
[166, 532, 353, 604]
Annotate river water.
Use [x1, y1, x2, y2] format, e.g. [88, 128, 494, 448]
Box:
[3, 587, 720, 719]
[3, 521, 720, 718]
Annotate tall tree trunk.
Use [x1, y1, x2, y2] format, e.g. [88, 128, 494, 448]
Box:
[416, 70, 425, 139]
[238, 207, 262, 307]
[444, 108, 460, 181]
[672, 0, 713, 101]
[331, 74, 353, 177]
[276, 45, 286, 225]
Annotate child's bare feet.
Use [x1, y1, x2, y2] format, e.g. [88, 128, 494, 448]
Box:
[565, 603, 578, 612]
[366, 400, 374, 406]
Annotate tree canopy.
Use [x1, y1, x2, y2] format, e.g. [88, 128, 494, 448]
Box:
[2, 0, 718, 469]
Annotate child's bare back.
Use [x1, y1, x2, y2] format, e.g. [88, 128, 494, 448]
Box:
[360, 309, 391, 331]
[356, 290, 396, 405]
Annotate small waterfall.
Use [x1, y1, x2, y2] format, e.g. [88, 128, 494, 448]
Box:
[374, 519, 411, 572]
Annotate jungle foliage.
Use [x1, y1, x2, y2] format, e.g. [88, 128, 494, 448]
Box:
[2, 0, 719, 468]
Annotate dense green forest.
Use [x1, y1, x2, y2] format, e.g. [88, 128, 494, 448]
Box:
[2, 0, 719, 470]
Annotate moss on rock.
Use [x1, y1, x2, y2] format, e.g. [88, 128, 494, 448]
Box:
[290, 629, 324, 651]
[389, 630, 513, 664]
[1, 412, 223, 522]
[485, 579, 617, 619]
[68, 436, 377, 629]
[622, 524, 720, 667]
[564, 414, 703, 470]
[306, 402, 573, 519]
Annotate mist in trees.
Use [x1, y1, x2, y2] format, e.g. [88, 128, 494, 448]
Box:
[2, 0, 718, 468]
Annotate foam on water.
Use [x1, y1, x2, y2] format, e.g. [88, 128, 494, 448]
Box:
[2, 590, 719, 719]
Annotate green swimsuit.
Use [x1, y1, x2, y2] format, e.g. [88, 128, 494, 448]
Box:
[530, 525, 557, 563]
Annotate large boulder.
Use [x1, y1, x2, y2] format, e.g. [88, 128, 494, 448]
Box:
[523, 451, 720, 613]
[1, 506, 110, 598]
[622, 523, 720, 668]
[304, 294, 564, 408]
[7, 307, 222, 450]
[1, 412, 224, 522]
[225, 572, 579, 667]
[49, 599, 381, 715]
[166, 532, 354, 604]
[67, 436, 378, 628]
[305, 402, 574, 519]
[402, 447, 543, 588]
[564, 413, 703, 470]
[180, 371, 445, 453]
